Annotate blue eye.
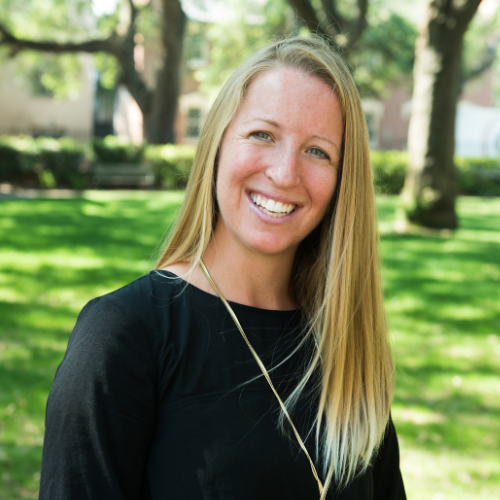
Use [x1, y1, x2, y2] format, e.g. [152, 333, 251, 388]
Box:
[309, 147, 329, 159]
[254, 132, 271, 140]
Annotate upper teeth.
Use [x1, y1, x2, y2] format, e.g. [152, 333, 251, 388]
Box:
[250, 193, 296, 215]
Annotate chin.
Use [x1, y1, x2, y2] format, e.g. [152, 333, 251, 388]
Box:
[243, 235, 297, 258]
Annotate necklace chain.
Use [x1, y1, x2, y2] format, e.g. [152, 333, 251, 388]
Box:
[199, 258, 324, 496]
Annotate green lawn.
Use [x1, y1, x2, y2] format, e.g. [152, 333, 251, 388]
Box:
[0, 192, 499, 500]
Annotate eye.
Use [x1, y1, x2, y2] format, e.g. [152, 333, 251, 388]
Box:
[309, 147, 330, 160]
[252, 131, 271, 141]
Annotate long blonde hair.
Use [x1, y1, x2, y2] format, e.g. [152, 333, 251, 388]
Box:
[156, 36, 394, 497]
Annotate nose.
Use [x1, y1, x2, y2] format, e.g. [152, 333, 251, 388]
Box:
[265, 147, 301, 189]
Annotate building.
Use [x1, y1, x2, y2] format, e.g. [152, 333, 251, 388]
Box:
[0, 54, 95, 141]
[365, 66, 500, 158]
[0, 3, 210, 145]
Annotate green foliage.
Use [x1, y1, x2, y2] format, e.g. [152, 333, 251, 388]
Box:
[370, 150, 408, 194]
[0, 0, 97, 99]
[3, 136, 500, 196]
[92, 135, 145, 164]
[198, 0, 294, 99]
[36, 137, 88, 188]
[370, 150, 500, 196]
[94, 52, 120, 90]
[456, 157, 500, 196]
[95, 4, 120, 34]
[0, 0, 92, 40]
[462, 7, 500, 87]
[135, 3, 161, 40]
[10, 51, 83, 99]
[145, 144, 196, 189]
[0, 135, 88, 188]
[0, 136, 39, 179]
[353, 10, 417, 97]
[0, 194, 499, 499]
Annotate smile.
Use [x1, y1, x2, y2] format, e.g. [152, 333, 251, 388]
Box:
[250, 192, 296, 218]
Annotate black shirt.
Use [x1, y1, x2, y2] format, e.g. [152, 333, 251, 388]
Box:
[40, 270, 406, 500]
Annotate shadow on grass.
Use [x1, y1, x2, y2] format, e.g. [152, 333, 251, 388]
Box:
[0, 300, 74, 500]
[1, 198, 179, 254]
[377, 197, 500, 467]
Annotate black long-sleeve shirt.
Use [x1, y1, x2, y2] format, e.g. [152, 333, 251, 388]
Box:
[40, 270, 406, 499]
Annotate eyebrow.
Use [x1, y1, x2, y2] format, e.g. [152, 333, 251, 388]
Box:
[311, 135, 341, 156]
[245, 118, 341, 156]
[244, 118, 279, 127]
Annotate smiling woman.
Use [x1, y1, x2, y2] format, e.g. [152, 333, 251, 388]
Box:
[40, 37, 406, 500]
[211, 68, 342, 273]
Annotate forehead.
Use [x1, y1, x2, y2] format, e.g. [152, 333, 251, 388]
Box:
[234, 67, 343, 133]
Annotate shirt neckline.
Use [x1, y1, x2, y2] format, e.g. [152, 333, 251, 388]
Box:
[151, 269, 301, 316]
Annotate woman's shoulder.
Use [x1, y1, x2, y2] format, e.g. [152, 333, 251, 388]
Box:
[74, 268, 218, 344]
[70, 271, 182, 346]
[90, 269, 188, 316]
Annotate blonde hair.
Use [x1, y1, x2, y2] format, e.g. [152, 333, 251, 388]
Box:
[156, 36, 394, 497]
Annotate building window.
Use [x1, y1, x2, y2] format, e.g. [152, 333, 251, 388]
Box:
[187, 33, 205, 61]
[186, 108, 201, 138]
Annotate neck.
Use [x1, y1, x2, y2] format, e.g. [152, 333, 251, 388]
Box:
[201, 223, 298, 311]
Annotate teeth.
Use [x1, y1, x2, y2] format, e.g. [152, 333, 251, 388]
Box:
[250, 192, 296, 216]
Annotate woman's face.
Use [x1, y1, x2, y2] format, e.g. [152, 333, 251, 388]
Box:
[215, 67, 344, 259]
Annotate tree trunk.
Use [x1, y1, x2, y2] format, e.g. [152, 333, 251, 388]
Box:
[144, 0, 186, 144]
[402, 0, 481, 229]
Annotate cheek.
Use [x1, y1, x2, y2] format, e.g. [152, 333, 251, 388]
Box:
[309, 170, 338, 214]
[218, 148, 265, 189]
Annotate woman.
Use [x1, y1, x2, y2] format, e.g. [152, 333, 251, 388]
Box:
[40, 37, 405, 499]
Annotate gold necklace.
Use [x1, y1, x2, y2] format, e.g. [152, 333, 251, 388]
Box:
[199, 258, 324, 496]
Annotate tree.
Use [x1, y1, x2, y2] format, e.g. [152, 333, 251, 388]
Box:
[0, 0, 186, 144]
[286, 0, 368, 50]
[402, 0, 483, 229]
[200, 0, 417, 102]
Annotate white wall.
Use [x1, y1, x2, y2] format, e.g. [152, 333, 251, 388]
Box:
[0, 54, 95, 140]
[455, 102, 500, 158]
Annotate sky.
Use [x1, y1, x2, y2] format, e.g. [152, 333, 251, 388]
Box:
[91, 0, 227, 22]
[91, 0, 120, 17]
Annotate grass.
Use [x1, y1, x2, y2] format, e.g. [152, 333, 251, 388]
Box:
[0, 192, 499, 499]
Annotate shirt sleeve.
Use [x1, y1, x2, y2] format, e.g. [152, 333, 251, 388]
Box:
[372, 416, 406, 500]
[39, 295, 157, 500]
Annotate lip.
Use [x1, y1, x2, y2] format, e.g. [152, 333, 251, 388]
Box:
[245, 190, 301, 222]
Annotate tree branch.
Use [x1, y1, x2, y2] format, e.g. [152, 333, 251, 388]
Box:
[320, 0, 347, 34]
[346, 0, 368, 48]
[462, 33, 500, 83]
[434, 0, 482, 41]
[126, 0, 138, 42]
[287, 0, 329, 37]
[0, 21, 153, 113]
[0, 22, 120, 56]
[128, 0, 138, 21]
[288, 0, 368, 48]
